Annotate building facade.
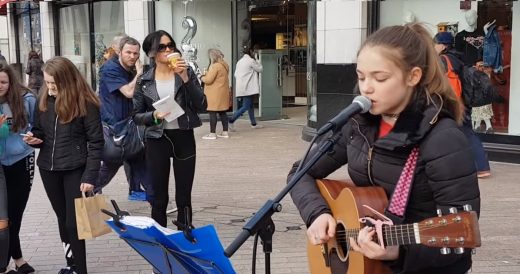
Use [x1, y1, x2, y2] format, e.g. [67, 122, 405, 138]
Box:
[3, 0, 519, 162]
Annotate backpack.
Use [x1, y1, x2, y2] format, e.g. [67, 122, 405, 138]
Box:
[441, 55, 462, 99]
[461, 66, 500, 107]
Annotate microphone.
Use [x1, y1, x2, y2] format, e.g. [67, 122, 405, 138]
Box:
[316, 95, 372, 135]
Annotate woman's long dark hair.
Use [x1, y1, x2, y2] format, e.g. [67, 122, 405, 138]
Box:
[142, 30, 181, 63]
[0, 62, 31, 132]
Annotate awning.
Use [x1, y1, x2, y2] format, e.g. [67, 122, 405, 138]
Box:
[0, 0, 15, 16]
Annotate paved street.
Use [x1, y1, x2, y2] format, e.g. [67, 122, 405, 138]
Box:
[12, 117, 520, 274]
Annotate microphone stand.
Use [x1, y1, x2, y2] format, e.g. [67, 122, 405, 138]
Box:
[224, 129, 343, 273]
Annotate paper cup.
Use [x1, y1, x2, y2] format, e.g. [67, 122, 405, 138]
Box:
[167, 52, 181, 68]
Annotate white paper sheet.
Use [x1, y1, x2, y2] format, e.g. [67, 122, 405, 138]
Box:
[152, 95, 185, 122]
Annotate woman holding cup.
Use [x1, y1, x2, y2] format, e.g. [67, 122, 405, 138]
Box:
[134, 30, 207, 232]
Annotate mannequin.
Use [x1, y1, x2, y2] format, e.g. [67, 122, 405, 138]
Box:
[471, 63, 494, 133]
[455, 10, 485, 65]
[402, 10, 416, 25]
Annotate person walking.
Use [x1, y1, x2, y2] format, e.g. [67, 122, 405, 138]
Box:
[289, 24, 480, 274]
[25, 51, 44, 95]
[201, 48, 231, 139]
[134, 30, 206, 233]
[95, 36, 149, 201]
[228, 46, 263, 130]
[434, 31, 492, 179]
[0, 62, 37, 274]
[23, 56, 104, 274]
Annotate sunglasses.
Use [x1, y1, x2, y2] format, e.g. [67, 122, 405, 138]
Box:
[157, 42, 176, 52]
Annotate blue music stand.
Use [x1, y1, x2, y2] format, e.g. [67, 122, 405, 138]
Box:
[103, 201, 235, 274]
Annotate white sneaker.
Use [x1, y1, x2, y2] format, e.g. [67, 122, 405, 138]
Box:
[251, 124, 264, 129]
[229, 122, 236, 132]
[217, 131, 229, 138]
[202, 133, 217, 140]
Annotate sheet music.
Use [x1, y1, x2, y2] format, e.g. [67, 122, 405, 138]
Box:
[152, 95, 185, 122]
[118, 216, 179, 235]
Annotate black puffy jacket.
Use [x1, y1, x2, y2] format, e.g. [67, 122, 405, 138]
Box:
[133, 66, 207, 138]
[31, 96, 104, 184]
[289, 95, 480, 274]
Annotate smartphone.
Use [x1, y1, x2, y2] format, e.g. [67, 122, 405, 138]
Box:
[20, 133, 31, 137]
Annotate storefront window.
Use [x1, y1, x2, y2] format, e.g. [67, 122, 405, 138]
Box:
[307, 0, 317, 124]
[58, 2, 124, 90]
[380, 0, 515, 136]
[59, 4, 90, 84]
[14, 1, 41, 83]
[93, 1, 125, 91]
[155, 0, 232, 77]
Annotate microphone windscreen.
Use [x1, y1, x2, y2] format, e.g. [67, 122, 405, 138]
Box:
[352, 96, 372, 113]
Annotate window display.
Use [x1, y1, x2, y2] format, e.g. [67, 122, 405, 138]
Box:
[379, 0, 514, 136]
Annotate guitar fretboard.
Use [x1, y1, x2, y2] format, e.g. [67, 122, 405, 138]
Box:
[342, 223, 418, 246]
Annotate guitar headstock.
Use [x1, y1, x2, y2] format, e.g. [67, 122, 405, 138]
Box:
[418, 210, 481, 254]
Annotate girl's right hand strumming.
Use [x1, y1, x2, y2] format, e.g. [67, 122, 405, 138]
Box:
[22, 131, 43, 145]
[307, 213, 336, 245]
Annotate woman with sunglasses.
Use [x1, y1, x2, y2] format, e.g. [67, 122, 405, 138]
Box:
[134, 30, 206, 233]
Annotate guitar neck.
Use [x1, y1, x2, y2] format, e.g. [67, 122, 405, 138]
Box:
[345, 223, 419, 246]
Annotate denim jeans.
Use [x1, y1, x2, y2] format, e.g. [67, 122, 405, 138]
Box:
[229, 95, 257, 125]
[94, 155, 151, 196]
[461, 109, 490, 172]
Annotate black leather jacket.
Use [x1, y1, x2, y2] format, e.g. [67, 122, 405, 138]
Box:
[133, 66, 206, 138]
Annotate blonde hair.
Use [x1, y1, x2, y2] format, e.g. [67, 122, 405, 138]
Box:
[40, 57, 100, 123]
[359, 23, 463, 123]
[208, 48, 224, 64]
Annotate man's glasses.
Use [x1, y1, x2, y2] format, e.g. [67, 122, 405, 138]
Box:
[158, 42, 176, 52]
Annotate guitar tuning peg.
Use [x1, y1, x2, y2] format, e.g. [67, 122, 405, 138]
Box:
[463, 204, 472, 211]
[454, 247, 465, 254]
[437, 209, 443, 217]
[440, 247, 451, 255]
[449, 207, 458, 214]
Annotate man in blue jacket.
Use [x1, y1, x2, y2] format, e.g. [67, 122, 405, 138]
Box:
[96, 36, 150, 201]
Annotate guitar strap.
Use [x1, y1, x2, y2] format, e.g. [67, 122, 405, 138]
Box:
[384, 147, 420, 225]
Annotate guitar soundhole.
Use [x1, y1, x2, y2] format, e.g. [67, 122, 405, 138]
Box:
[335, 222, 349, 262]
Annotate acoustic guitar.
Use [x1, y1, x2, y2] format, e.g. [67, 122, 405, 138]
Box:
[307, 179, 481, 274]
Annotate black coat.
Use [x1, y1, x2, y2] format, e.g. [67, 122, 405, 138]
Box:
[133, 66, 207, 138]
[289, 95, 480, 274]
[31, 96, 104, 184]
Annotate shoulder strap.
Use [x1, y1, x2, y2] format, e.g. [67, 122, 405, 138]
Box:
[441, 55, 454, 71]
[385, 147, 420, 224]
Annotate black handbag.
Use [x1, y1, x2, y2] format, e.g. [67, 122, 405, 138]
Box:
[102, 118, 145, 164]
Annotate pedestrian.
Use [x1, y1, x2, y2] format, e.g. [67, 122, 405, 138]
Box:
[23, 56, 104, 274]
[289, 23, 480, 274]
[134, 30, 206, 232]
[434, 31, 492, 178]
[0, 165, 12, 274]
[102, 47, 116, 66]
[229, 46, 263, 130]
[201, 48, 231, 139]
[95, 36, 150, 201]
[0, 62, 37, 274]
[25, 50, 44, 95]
[0, 51, 5, 63]
[1, 154, 15, 274]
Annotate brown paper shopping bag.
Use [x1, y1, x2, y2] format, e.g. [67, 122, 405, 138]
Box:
[75, 192, 111, 240]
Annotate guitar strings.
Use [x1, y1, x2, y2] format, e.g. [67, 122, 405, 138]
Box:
[333, 221, 463, 240]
